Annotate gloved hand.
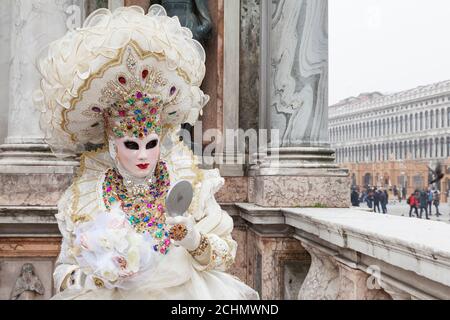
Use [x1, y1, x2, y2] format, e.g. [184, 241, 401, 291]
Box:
[166, 215, 201, 251]
[62, 269, 84, 291]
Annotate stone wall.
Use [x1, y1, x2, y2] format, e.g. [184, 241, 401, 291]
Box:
[239, 0, 260, 132]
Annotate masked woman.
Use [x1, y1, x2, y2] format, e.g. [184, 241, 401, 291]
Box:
[34, 5, 259, 300]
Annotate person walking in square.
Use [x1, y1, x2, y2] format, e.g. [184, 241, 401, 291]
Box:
[407, 192, 419, 218]
[380, 189, 388, 214]
[419, 190, 429, 219]
[433, 189, 441, 217]
[373, 189, 381, 213]
[427, 188, 433, 216]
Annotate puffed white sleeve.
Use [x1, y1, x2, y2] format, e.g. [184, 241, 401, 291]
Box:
[190, 169, 237, 272]
[53, 187, 81, 293]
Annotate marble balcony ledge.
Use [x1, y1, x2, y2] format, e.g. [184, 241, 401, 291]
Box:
[284, 208, 450, 285]
[236, 203, 450, 298]
[0, 206, 59, 236]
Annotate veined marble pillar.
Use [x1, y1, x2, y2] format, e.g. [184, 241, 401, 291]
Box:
[251, 0, 349, 208]
[0, 0, 84, 300]
[7, 0, 79, 144]
[218, 0, 245, 177]
[0, 0, 12, 145]
[0, 0, 81, 209]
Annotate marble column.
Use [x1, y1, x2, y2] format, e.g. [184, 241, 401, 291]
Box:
[0, 0, 81, 208]
[250, 0, 349, 208]
[218, 0, 244, 177]
[0, 0, 12, 145]
[0, 0, 85, 300]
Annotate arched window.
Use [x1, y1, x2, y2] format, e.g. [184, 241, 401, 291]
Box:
[429, 138, 433, 158]
[447, 107, 450, 127]
[419, 140, 423, 158]
[430, 111, 434, 129]
[414, 113, 418, 132]
[447, 137, 450, 157]
[394, 117, 398, 134]
[424, 139, 428, 158]
[435, 109, 439, 128]
[435, 138, 439, 158]
[404, 141, 408, 159]
[420, 112, 423, 130]
[408, 140, 413, 159]
[409, 114, 413, 132]
[414, 140, 418, 159]
[442, 109, 445, 127]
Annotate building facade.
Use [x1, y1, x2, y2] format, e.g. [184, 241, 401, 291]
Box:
[329, 81, 450, 199]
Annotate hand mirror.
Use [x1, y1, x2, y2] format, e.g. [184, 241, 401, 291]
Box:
[165, 180, 193, 217]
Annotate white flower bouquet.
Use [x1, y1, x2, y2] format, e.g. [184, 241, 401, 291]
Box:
[73, 205, 162, 290]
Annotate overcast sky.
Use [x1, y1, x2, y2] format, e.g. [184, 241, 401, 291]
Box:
[329, 0, 450, 105]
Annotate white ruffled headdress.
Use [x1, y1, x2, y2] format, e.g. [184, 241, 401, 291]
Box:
[34, 5, 209, 155]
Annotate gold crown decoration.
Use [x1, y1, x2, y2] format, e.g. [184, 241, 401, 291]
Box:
[34, 6, 209, 153]
[98, 45, 184, 139]
[65, 42, 190, 143]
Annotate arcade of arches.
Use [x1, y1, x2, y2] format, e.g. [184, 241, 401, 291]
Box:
[329, 82, 450, 201]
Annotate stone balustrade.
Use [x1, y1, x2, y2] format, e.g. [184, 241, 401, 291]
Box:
[2, 202, 450, 299]
[236, 203, 450, 300]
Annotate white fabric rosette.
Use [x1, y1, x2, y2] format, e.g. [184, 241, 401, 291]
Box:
[73, 205, 164, 290]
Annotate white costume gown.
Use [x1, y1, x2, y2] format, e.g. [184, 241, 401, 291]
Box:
[52, 139, 259, 300]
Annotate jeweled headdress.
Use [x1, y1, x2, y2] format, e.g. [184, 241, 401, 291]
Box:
[34, 5, 209, 153]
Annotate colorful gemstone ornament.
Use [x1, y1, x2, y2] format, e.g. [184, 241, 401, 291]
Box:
[102, 160, 172, 255]
[101, 60, 178, 140]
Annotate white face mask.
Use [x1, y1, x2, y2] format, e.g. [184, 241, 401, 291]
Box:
[108, 133, 160, 180]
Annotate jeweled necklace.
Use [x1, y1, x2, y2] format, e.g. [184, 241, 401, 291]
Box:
[102, 161, 172, 255]
[117, 161, 157, 196]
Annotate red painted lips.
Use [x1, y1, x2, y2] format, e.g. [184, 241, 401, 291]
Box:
[137, 163, 150, 170]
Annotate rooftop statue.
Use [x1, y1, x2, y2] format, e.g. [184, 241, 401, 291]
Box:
[153, 0, 212, 43]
